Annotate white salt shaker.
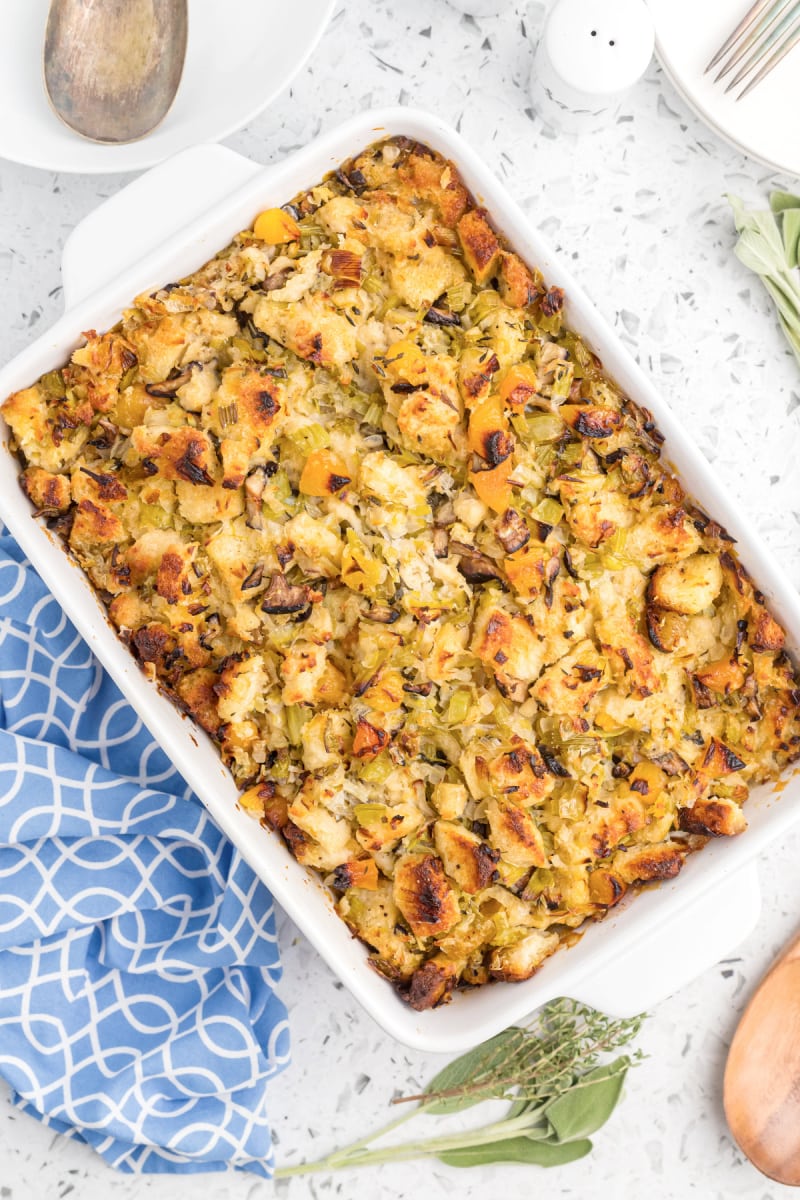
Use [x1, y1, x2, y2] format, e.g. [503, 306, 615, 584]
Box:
[530, 0, 655, 133]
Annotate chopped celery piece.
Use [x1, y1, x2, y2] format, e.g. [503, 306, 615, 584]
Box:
[537, 311, 563, 336]
[558, 442, 584, 467]
[495, 860, 528, 888]
[531, 497, 564, 526]
[291, 423, 330, 454]
[551, 362, 574, 400]
[601, 527, 635, 570]
[286, 705, 310, 745]
[446, 687, 472, 725]
[527, 412, 564, 442]
[363, 401, 383, 427]
[561, 333, 594, 375]
[470, 289, 501, 324]
[446, 281, 473, 312]
[139, 503, 172, 529]
[353, 802, 388, 825]
[357, 754, 395, 784]
[40, 370, 66, 398]
[579, 552, 603, 577]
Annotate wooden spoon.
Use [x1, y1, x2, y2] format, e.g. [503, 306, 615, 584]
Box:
[724, 931, 800, 1185]
[44, 0, 188, 144]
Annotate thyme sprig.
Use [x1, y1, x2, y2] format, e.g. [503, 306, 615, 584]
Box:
[274, 999, 644, 1178]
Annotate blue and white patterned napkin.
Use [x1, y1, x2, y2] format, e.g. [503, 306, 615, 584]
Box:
[0, 527, 290, 1175]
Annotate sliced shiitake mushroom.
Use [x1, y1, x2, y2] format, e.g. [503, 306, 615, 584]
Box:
[144, 361, 202, 398]
[424, 306, 461, 327]
[241, 564, 265, 591]
[244, 466, 268, 531]
[433, 527, 449, 559]
[433, 497, 456, 527]
[650, 750, 690, 776]
[495, 509, 530, 555]
[363, 605, 400, 624]
[260, 572, 312, 614]
[450, 540, 504, 584]
[261, 267, 294, 293]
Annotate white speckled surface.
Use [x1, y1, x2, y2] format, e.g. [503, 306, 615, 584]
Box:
[3, 1, 800, 1196]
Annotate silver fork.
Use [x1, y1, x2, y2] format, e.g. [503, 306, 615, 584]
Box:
[705, 0, 800, 99]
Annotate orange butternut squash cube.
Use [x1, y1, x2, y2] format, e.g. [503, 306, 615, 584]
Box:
[498, 362, 539, 408]
[469, 458, 514, 513]
[299, 449, 351, 497]
[253, 207, 301, 244]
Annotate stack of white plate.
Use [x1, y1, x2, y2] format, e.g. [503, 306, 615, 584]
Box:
[651, 0, 800, 177]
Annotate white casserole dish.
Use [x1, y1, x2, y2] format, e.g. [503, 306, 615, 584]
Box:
[1, 108, 798, 1053]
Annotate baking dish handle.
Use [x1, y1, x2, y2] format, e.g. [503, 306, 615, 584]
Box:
[569, 861, 762, 1017]
[61, 144, 263, 310]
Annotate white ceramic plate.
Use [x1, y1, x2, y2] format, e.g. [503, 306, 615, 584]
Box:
[651, 0, 800, 178]
[0, 0, 335, 174]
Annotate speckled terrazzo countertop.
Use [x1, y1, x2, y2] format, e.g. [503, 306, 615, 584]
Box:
[2, 1, 800, 1197]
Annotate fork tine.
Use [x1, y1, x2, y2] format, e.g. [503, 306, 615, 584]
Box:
[724, 2, 800, 89]
[706, 0, 773, 71]
[735, 10, 800, 95]
[713, 0, 797, 80]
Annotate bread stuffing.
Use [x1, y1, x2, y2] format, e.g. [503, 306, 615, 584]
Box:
[5, 136, 800, 1010]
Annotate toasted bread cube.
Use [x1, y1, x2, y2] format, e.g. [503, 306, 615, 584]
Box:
[471, 604, 546, 687]
[613, 842, 685, 885]
[625, 506, 702, 566]
[407, 954, 460, 1010]
[393, 853, 460, 939]
[21, 467, 71, 512]
[531, 640, 606, 716]
[339, 882, 423, 979]
[432, 781, 469, 821]
[560, 405, 622, 439]
[3, 385, 87, 472]
[487, 743, 553, 805]
[486, 798, 547, 868]
[457, 209, 502, 284]
[498, 251, 538, 308]
[678, 796, 747, 838]
[489, 929, 558, 982]
[648, 553, 723, 615]
[251, 292, 358, 373]
[434, 820, 499, 894]
[750, 607, 785, 652]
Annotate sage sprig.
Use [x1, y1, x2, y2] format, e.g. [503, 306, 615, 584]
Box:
[727, 191, 800, 368]
[274, 999, 644, 1178]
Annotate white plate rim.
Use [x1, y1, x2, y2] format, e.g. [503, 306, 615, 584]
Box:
[655, 42, 794, 179]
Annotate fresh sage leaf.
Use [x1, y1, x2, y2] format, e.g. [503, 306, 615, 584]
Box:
[728, 194, 800, 370]
[439, 1135, 593, 1169]
[783, 209, 800, 270]
[506, 1096, 545, 1120]
[770, 191, 800, 214]
[543, 1057, 629, 1143]
[730, 195, 785, 258]
[423, 1029, 521, 1114]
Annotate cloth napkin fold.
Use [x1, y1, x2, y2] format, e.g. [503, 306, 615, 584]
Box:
[0, 527, 290, 1175]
